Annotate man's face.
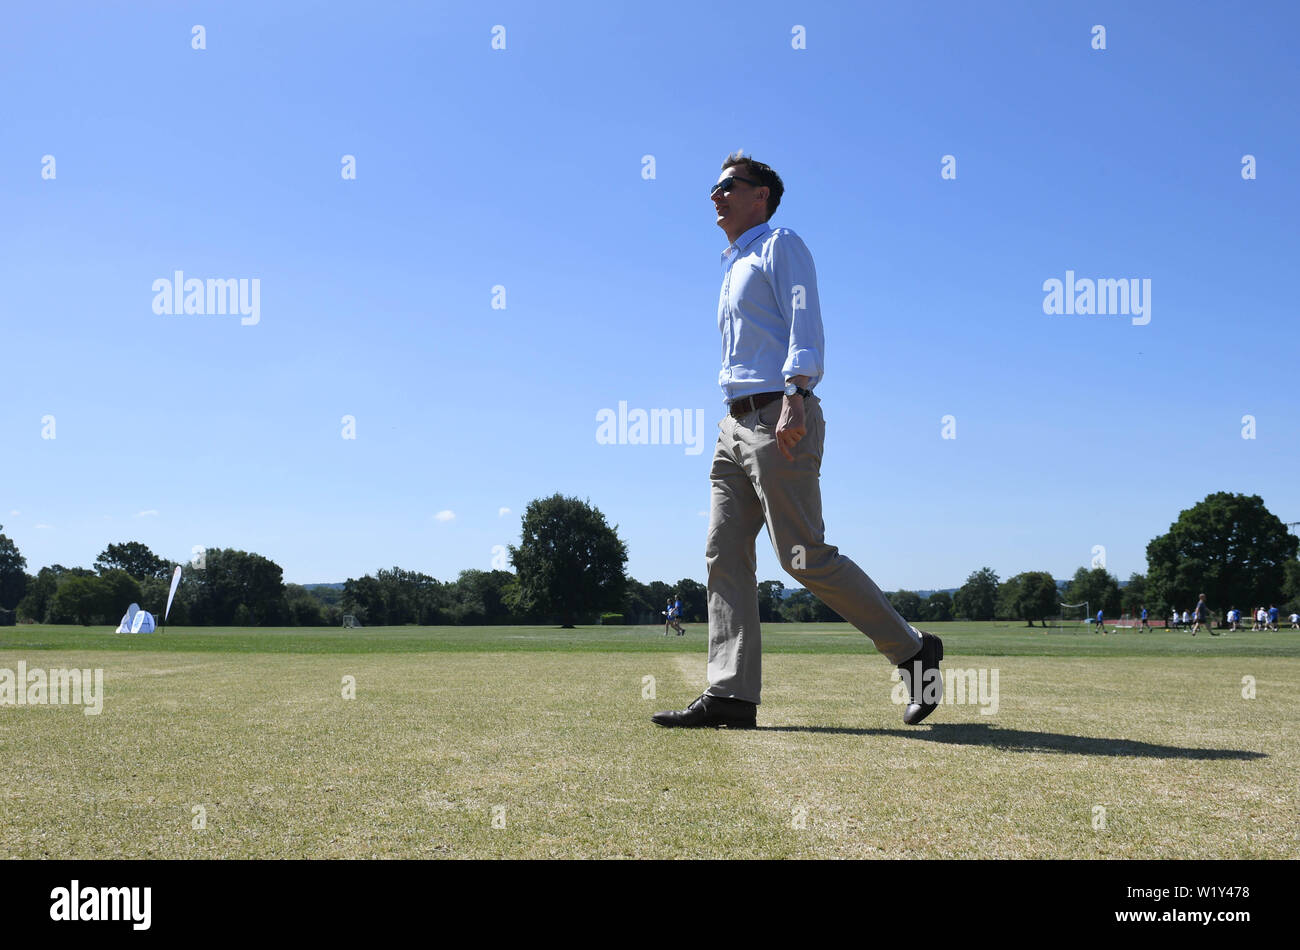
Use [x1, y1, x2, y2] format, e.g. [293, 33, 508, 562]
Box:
[712, 164, 768, 236]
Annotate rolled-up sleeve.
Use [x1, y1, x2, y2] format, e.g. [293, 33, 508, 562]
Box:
[768, 231, 825, 384]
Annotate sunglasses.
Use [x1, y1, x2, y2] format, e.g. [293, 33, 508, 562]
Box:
[710, 175, 761, 197]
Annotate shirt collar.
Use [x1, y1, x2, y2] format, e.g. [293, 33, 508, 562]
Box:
[720, 221, 772, 269]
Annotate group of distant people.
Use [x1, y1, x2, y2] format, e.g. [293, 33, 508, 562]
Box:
[1227, 604, 1298, 631]
[1162, 600, 1296, 634]
[1094, 598, 1299, 635]
[1157, 595, 1219, 635]
[662, 595, 686, 636]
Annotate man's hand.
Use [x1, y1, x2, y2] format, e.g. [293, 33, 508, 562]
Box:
[775, 395, 806, 461]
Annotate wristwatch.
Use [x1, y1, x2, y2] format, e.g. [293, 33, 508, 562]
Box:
[783, 381, 813, 399]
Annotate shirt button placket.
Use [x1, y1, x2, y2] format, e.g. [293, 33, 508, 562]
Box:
[721, 265, 733, 384]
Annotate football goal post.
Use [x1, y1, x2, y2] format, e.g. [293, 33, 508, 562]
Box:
[342, 614, 363, 629]
[1056, 601, 1089, 634]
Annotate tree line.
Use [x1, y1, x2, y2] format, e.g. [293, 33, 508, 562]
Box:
[892, 492, 1300, 624]
[3, 540, 336, 627]
[1, 491, 1297, 627]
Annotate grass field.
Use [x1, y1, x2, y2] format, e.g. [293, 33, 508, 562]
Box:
[2, 621, 1296, 859]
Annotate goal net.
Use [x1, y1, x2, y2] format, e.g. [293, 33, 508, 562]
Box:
[342, 614, 363, 629]
[1055, 601, 1089, 634]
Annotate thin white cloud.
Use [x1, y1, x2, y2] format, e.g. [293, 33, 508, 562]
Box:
[498, 507, 511, 518]
[34, 523, 54, 530]
[8, 510, 18, 516]
[136, 509, 159, 518]
[435, 510, 456, 522]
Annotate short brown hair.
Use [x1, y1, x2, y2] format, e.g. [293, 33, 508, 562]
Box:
[721, 152, 784, 220]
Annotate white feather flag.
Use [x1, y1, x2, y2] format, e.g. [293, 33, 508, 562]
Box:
[165, 565, 183, 622]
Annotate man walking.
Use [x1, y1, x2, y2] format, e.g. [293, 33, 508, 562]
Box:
[653, 154, 943, 730]
[1191, 593, 1214, 636]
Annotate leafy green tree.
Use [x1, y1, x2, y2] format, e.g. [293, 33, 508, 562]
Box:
[501, 573, 536, 624]
[1022, 572, 1062, 625]
[1283, 560, 1300, 613]
[1120, 573, 1149, 616]
[994, 575, 1022, 621]
[509, 494, 627, 627]
[94, 541, 168, 580]
[307, 585, 343, 607]
[1062, 566, 1121, 616]
[758, 580, 785, 622]
[284, 584, 326, 626]
[341, 574, 384, 625]
[192, 548, 286, 625]
[780, 588, 819, 622]
[0, 526, 28, 610]
[888, 590, 923, 622]
[953, 567, 1000, 620]
[342, 567, 449, 625]
[1146, 493, 1299, 615]
[449, 569, 515, 624]
[16, 567, 59, 623]
[621, 577, 654, 624]
[772, 587, 843, 623]
[50, 575, 108, 625]
[672, 578, 707, 623]
[922, 591, 953, 622]
[49, 564, 96, 578]
[98, 569, 143, 621]
[811, 592, 845, 622]
[998, 571, 1059, 626]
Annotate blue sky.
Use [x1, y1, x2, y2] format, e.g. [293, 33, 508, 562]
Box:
[3, 0, 1298, 590]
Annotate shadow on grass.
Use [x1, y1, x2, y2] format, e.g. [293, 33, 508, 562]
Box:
[755, 723, 1265, 760]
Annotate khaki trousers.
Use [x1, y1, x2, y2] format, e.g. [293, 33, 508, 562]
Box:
[704, 394, 923, 704]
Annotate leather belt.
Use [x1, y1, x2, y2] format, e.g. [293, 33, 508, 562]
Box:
[728, 391, 783, 419]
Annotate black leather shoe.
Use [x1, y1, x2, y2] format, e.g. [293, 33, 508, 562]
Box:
[898, 632, 944, 725]
[652, 693, 757, 729]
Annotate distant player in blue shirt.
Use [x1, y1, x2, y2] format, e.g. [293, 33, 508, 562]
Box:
[1139, 606, 1149, 631]
[1268, 605, 1279, 631]
[663, 596, 685, 636]
[1095, 608, 1105, 634]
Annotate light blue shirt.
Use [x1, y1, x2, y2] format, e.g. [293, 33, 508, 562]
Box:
[717, 221, 825, 403]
